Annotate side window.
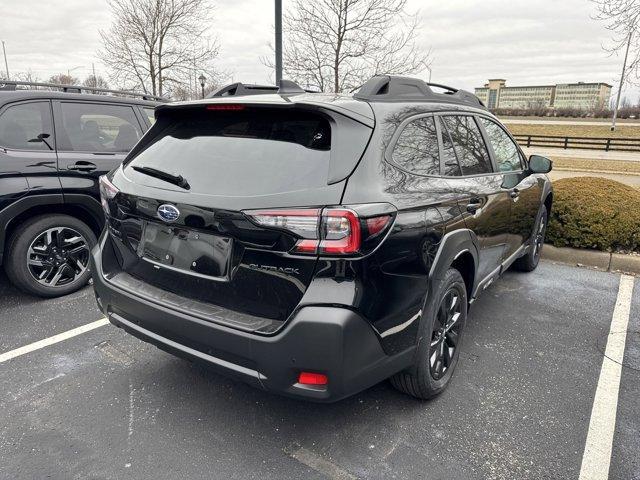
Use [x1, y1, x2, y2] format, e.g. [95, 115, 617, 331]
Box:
[440, 115, 492, 176]
[59, 102, 143, 153]
[0, 102, 54, 150]
[439, 119, 462, 176]
[143, 107, 156, 126]
[479, 117, 522, 172]
[391, 116, 440, 176]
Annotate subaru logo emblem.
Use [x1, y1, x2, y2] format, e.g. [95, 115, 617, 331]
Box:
[157, 204, 180, 223]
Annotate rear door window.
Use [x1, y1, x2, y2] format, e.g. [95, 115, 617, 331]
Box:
[0, 101, 54, 150]
[58, 102, 143, 153]
[440, 115, 492, 176]
[478, 117, 522, 172]
[143, 107, 156, 126]
[391, 116, 440, 176]
[125, 108, 332, 196]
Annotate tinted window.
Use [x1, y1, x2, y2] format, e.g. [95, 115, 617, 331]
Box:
[438, 118, 462, 176]
[0, 102, 53, 150]
[391, 116, 440, 175]
[59, 102, 142, 152]
[144, 107, 156, 125]
[440, 115, 492, 175]
[126, 109, 332, 196]
[479, 118, 522, 172]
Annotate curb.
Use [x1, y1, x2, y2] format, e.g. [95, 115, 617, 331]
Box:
[541, 245, 640, 275]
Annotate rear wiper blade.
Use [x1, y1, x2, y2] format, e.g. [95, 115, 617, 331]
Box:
[131, 165, 190, 190]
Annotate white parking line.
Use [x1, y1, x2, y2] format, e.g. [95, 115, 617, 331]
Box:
[0, 318, 109, 364]
[579, 274, 635, 480]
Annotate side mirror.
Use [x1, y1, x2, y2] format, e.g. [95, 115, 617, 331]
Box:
[529, 155, 552, 174]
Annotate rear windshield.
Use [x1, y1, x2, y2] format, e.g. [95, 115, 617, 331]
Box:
[125, 108, 332, 195]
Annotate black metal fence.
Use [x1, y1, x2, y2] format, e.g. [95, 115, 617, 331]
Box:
[513, 134, 640, 152]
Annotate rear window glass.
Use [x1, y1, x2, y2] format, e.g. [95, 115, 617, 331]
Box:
[126, 108, 332, 195]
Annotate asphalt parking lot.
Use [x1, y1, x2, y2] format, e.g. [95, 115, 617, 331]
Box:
[0, 261, 638, 480]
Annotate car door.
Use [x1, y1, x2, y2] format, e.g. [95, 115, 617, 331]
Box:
[477, 116, 540, 261]
[0, 100, 61, 210]
[436, 114, 512, 283]
[53, 100, 145, 198]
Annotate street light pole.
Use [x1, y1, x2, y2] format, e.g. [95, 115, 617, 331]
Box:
[2, 41, 9, 79]
[612, 29, 633, 132]
[275, 0, 283, 84]
[198, 74, 206, 99]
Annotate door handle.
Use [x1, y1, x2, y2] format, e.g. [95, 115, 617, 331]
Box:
[67, 161, 97, 172]
[510, 189, 520, 200]
[466, 198, 482, 213]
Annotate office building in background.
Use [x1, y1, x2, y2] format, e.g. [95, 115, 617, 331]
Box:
[475, 79, 612, 110]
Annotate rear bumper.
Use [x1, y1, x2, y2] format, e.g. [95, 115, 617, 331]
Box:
[91, 237, 413, 402]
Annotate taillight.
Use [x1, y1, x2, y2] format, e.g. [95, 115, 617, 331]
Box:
[99, 175, 119, 213]
[319, 209, 361, 255]
[245, 207, 393, 256]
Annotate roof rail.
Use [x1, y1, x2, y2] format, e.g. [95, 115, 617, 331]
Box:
[354, 75, 486, 109]
[0, 80, 166, 101]
[208, 79, 315, 98]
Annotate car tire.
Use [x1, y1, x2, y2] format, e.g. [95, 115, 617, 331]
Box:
[390, 268, 467, 400]
[4, 214, 97, 298]
[513, 205, 548, 273]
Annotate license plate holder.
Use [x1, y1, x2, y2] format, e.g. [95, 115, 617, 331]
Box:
[138, 221, 233, 280]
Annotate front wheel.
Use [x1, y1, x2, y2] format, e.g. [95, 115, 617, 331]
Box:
[513, 205, 547, 272]
[4, 214, 97, 298]
[390, 268, 467, 400]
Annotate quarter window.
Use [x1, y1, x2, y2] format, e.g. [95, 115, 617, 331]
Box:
[391, 116, 440, 175]
[0, 102, 54, 150]
[479, 118, 522, 172]
[59, 102, 143, 152]
[440, 115, 492, 176]
[143, 107, 156, 125]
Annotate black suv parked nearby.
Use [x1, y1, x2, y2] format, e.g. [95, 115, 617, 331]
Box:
[92, 76, 553, 401]
[0, 81, 161, 297]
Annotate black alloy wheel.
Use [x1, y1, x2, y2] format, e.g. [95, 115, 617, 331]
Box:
[5, 214, 97, 297]
[429, 287, 463, 380]
[26, 227, 90, 287]
[390, 268, 468, 399]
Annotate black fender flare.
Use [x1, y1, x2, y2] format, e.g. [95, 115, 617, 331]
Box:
[426, 228, 479, 304]
[0, 194, 64, 262]
[0, 194, 104, 265]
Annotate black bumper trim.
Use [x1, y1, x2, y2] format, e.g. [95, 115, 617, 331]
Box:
[109, 312, 267, 388]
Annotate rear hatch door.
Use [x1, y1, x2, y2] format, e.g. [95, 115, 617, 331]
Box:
[106, 102, 372, 333]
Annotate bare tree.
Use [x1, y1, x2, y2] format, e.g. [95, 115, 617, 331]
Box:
[83, 74, 110, 91]
[592, 0, 640, 129]
[99, 0, 220, 97]
[272, 0, 430, 93]
[48, 73, 79, 85]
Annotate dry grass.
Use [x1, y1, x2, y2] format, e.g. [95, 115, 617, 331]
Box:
[551, 157, 640, 175]
[506, 123, 640, 139]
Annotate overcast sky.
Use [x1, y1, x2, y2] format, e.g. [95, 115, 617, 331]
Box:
[0, 0, 634, 99]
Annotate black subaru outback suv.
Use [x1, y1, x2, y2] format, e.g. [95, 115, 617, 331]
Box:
[92, 76, 553, 401]
[0, 81, 161, 297]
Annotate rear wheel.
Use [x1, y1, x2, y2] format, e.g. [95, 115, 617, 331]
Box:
[4, 214, 97, 297]
[513, 205, 547, 272]
[390, 268, 467, 399]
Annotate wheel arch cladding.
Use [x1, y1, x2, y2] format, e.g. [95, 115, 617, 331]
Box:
[451, 251, 475, 301]
[4, 201, 103, 258]
[428, 229, 478, 302]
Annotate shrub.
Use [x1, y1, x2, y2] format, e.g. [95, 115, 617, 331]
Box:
[546, 177, 640, 252]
